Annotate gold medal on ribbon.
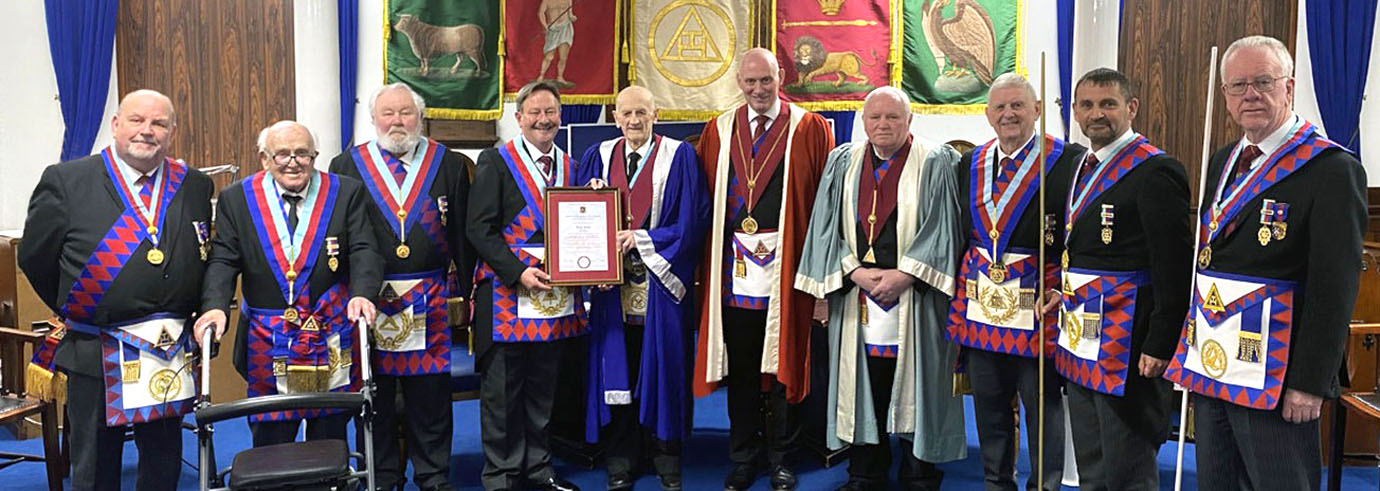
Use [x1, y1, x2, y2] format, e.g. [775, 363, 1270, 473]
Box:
[396, 244, 411, 259]
[1197, 246, 1212, 270]
[863, 248, 876, 264]
[742, 216, 759, 234]
[147, 248, 165, 265]
[328, 256, 339, 272]
[283, 308, 300, 323]
[1208, 220, 1218, 232]
[1272, 222, 1287, 240]
[1061, 250, 1070, 270]
[988, 261, 1008, 284]
[988, 229, 999, 241]
[1257, 225, 1272, 246]
[1101, 227, 1113, 245]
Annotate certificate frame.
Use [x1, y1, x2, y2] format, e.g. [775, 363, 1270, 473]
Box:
[543, 187, 623, 286]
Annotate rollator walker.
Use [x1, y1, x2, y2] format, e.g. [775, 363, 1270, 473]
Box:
[193, 318, 377, 490]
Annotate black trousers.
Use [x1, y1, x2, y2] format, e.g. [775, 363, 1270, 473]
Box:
[723, 306, 799, 467]
[1193, 393, 1321, 491]
[370, 372, 455, 490]
[478, 339, 565, 491]
[67, 371, 183, 491]
[967, 349, 1065, 491]
[846, 355, 944, 491]
[602, 323, 681, 478]
[249, 411, 351, 448]
[1065, 375, 1170, 491]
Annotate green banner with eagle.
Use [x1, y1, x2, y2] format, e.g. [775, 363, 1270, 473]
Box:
[899, 0, 1022, 114]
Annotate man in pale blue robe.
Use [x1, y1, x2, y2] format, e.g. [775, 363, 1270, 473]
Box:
[795, 87, 967, 491]
[576, 86, 709, 491]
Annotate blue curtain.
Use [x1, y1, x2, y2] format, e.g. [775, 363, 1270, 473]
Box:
[1307, 0, 1376, 152]
[45, 0, 118, 161]
[1057, 0, 1075, 140]
[817, 110, 855, 144]
[562, 104, 604, 125]
[338, 0, 359, 151]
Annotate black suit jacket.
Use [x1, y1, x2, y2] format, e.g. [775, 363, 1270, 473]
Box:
[1066, 150, 1193, 364]
[18, 154, 214, 376]
[327, 143, 476, 298]
[957, 138, 1085, 263]
[465, 147, 558, 357]
[201, 172, 383, 377]
[1200, 141, 1367, 399]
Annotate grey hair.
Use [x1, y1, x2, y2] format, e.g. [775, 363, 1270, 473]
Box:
[1221, 35, 1294, 80]
[864, 85, 912, 108]
[989, 72, 1037, 101]
[515, 80, 562, 110]
[257, 120, 318, 154]
[369, 83, 427, 118]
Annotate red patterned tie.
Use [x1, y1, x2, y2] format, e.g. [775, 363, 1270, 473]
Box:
[1223, 144, 1263, 197]
[1076, 153, 1099, 193]
[537, 156, 555, 186]
[751, 115, 770, 147]
[383, 152, 407, 187]
[135, 175, 153, 210]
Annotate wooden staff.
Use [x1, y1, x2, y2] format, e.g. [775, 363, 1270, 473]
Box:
[1036, 51, 1049, 489]
[1174, 45, 1219, 491]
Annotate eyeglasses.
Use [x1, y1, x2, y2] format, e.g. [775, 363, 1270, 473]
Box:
[1222, 76, 1289, 96]
[271, 150, 318, 164]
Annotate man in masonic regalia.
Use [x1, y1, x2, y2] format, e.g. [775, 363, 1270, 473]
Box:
[576, 85, 709, 491]
[795, 87, 967, 491]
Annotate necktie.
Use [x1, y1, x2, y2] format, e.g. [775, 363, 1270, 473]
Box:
[383, 152, 407, 187]
[1222, 144, 1263, 198]
[627, 151, 642, 181]
[283, 194, 302, 235]
[135, 175, 154, 210]
[993, 157, 1019, 194]
[1076, 153, 1099, 194]
[751, 115, 770, 147]
[537, 156, 555, 186]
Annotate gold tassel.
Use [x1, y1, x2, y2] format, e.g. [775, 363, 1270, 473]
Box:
[1237, 332, 1262, 363]
[25, 364, 67, 404]
[952, 373, 972, 397]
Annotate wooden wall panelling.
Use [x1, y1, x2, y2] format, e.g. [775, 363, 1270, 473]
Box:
[118, 0, 295, 187]
[1118, 0, 1296, 208]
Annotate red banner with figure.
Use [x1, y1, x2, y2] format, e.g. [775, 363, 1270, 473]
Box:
[775, 0, 898, 111]
[503, 0, 620, 104]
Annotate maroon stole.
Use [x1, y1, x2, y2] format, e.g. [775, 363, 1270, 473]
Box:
[728, 106, 791, 214]
[856, 138, 912, 248]
[607, 135, 662, 229]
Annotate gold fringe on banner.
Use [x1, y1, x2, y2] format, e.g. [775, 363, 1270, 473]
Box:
[658, 109, 728, 121]
[427, 108, 504, 121]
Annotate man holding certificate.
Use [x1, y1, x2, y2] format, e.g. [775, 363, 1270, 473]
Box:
[576, 86, 709, 491]
[467, 80, 586, 491]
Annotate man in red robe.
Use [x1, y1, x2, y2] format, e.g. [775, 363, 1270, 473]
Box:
[692, 47, 835, 491]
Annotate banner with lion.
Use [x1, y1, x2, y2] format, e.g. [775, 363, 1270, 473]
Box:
[900, 0, 1022, 114]
[385, 0, 503, 120]
[774, 0, 897, 112]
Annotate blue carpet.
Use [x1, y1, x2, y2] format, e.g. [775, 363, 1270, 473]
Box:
[0, 392, 1377, 490]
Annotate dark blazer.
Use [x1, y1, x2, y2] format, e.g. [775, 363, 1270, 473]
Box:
[465, 147, 555, 357]
[328, 144, 476, 297]
[201, 172, 383, 377]
[1199, 141, 1367, 399]
[18, 154, 214, 376]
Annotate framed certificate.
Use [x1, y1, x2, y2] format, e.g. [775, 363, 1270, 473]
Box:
[544, 187, 623, 286]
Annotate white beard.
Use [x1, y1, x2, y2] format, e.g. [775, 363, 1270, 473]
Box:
[379, 133, 419, 155]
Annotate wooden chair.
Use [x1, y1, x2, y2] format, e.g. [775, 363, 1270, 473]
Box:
[0, 326, 64, 491]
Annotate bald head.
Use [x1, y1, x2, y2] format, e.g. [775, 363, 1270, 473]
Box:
[110, 89, 177, 171]
[614, 86, 658, 148]
[862, 87, 912, 157]
[258, 121, 319, 192]
[737, 48, 784, 113]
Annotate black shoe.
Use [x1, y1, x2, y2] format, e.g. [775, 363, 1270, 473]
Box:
[770, 465, 798, 490]
[608, 473, 635, 491]
[659, 473, 682, 490]
[531, 476, 580, 491]
[724, 463, 761, 490]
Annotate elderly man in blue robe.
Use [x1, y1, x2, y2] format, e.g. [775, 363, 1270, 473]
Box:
[795, 86, 967, 491]
[577, 85, 710, 491]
